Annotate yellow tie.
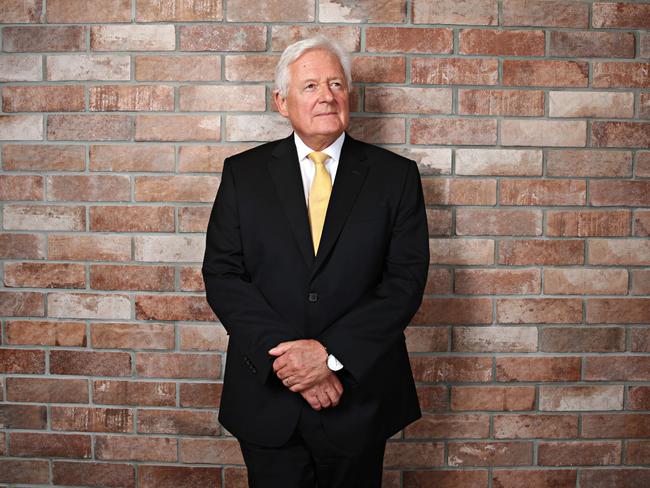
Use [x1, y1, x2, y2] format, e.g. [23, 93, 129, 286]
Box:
[308, 151, 332, 254]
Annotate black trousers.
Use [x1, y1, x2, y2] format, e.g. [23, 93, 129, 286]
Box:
[238, 404, 386, 488]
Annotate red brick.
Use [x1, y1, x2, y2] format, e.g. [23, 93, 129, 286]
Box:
[591, 181, 650, 206]
[48, 175, 130, 201]
[457, 209, 541, 236]
[404, 470, 488, 487]
[90, 144, 174, 172]
[93, 380, 175, 406]
[392, 147, 452, 175]
[224, 55, 278, 82]
[136, 352, 220, 379]
[180, 438, 244, 464]
[503, 0, 588, 27]
[91, 25, 174, 51]
[592, 121, 650, 148]
[179, 85, 264, 112]
[96, 435, 176, 462]
[180, 383, 222, 408]
[453, 326, 537, 353]
[458, 149, 542, 176]
[580, 469, 650, 487]
[92, 322, 174, 349]
[271, 25, 360, 52]
[625, 440, 650, 465]
[51, 406, 133, 433]
[179, 324, 227, 351]
[179, 24, 266, 51]
[423, 179, 493, 206]
[448, 441, 532, 466]
[498, 240, 584, 266]
[642, 93, 650, 119]
[631, 270, 650, 295]
[0, 55, 42, 82]
[179, 145, 251, 173]
[589, 240, 650, 265]
[0, 349, 44, 374]
[47, 0, 131, 22]
[629, 387, 650, 410]
[588, 298, 650, 324]
[492, 469, 577, 488]
[494, 414, 578, 439]
[10, 432, 91, 458]
[417, 385, 449, 412]
[384, 441, 444, 468]
[48, 292, 131, 320]
[451, 386, 535, 411]
[4, 262, 85, 288]
[53, 461, 135, 488]
[405, 327, 448, 353]
[424, 268, 453, 295]
[365, 87, 451, 115]
[585, 357, 650, 381]
[90, 206, 174, 233]
[594, 62, 650, 88]
[134, 235, 204, 262]
[2, 144, 83, 171]
[0, 0, 43, 22]
[51, 350, 131, 376]
[47, 114, 131, 141]
[136, 295, 216, 321]
[502, 120, 586, 146]
[136, 0, 223, 21]
[414, 298, 492, 325]
[352, 56, 405, 83]
[426, 208, 453, 236]
[593, 2, 650, 28]
[6, 320, 86, 346]
[0, 291, 44, 317]
[0, 404, 46, 430]
[0, 175, 43, 200]
[90, 265, 174, 291]
[138, 409, 219, 435]
[550, 91, 634, 118]
[413, 0, 496, 25]
[0, 114, 43, 140]
[540, 327, 625, 353]
[547, 150, 632, 177]
[89, 85, 174, 111]
[3, 26, 84, 52]
[0, 460, 49, 484]
[225, 114, 291, 141]
[136, 115, 220, 142]
[320, 0, 404, 23]
[500, 180, 585, 206]
[410, 356, 492, 382]
[540, 385, 624, 411]
[544, 268, 628, 294]
[179, 208, 211, 233]
[631, 328, 650, 352]
[6, 377, 87, 403]
[411, 118, 496, 145]
[461, 29, 544, 56]
[503, 60, 588, 87]
[136, 55, 221, 81]
[412, 58, 498, 85]
[0, 233, 45, 259]
[48, 235, 131, 261]
[582, 414, 650, 439]
[459, 89, 544, 116]
[550, 31, 635, 58]
[455, 268, 540, 295]
[496, 357, 581, 382]
[3, 85, 84, 112]
[47, 55, 130, 81]
[366, 27, 452, 53]
[405, 414, 490, 439]
[539, 441, 621, 466]
[497, 297, 582, 323]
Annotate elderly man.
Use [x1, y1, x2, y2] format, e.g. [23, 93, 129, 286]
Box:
[202, 36, 429, 487]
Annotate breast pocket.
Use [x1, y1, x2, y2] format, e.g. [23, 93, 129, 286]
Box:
[347, 201, 390, 224]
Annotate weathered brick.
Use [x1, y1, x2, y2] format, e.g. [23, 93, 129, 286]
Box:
[631, 328, 650, 352]
[626, 441, 650, 465]
[448, 441, 532, 466]
[51, 406, 133, 433]
[93, 380, 176, 406]
[271, 25, 360, 52]
[3, 26, 85, 52]
[138, 409, 219, 435]
[179, 324, 227, 351]
[89, 144, 174, 172]
[458, 89, 544, 116]
[540, 386, 624, 411]
[455, 268, 540, 295]
[550, 31, 635, 58]
[585, 356, 650, 381]
[413, 0, 496, 25]
[0, 0, 43, 22]
[0, 115, 43, 140]
[502, 120, 586, 147]
[365, 87, 451, 115]
[136, 295, 216, 321]
[48, 235, 131, 261]
[47, 55, 130, 81]
[581, 468, 650, 486]
[404, 470, 488, 488]
[0, 291, 44, 317]
[451, 386, 535, 412]
[588, 298, 650, 324]
[92, 322, 174, 350]
[404, 327, 448, 353]
[426, 208, 453, 236]
[90, 206, 174, 233]
[0, 175, 43, 200]
[136, 0, 222, 21]
[497, 298, 582, 323]
[0, 349, 45, 374]
[136, 55, 221, 81]
[549, 91, 633, 118]
[5, 320, 86, 347]
[89, 85, 174, 112]
[51, 350, 131, 376]
[412, 58, 498, 85]
[631, 269, 650, 295]
[411, 118, 496, 145]
[457, 208, 542, 236]
[410, 356, 493, 382]
[493, 469, 577, 488]
[179, 145, 250, 173]
[53, 461, 135, 488]
[395, 148, 452, 175]
[591, 181, 650, 206]
[366, 27, 452, 53]
[592, 122, 650, 148]
[629, 387, 650, 410]
[96, 435, 176, 462]
[320, 0, 404, 23]
[499, 239, 584, 266]
[347, 117, 405, 144]
[90, 265, 174, 292]
[454, 326, 537, 353]
[405, 413, 490, 439]
[594, 62, 650, 88]
[224, 55, 278, 82]
[503, 60, 588, 87]
[352, 56, 405, 83]
[547, 150, 632, 177]
[500, 179, 586, 206]
[429, 239, 494, 265]
[0, 233, 45, 259]
[540, 327, 625, 353]
[48, 114, 131, 141]
[180, 438, 243, 464]
[593, 2, 650, 28]
[225, 114, 291, 141]
[136, 352, 220, 379]
[582, 414, 650, 439]
[136, 115, 220, 142]
[642, 93, 650, 119]
[0, 55, 41, 82]
[544, 268, 628, 294]
[0, 404, 46, 429]
[179, 24, 266, 51]
[2, 144, 84, 171]
[384, 441, 444, 468]
[424, 268, 453, 295]
[422, 178, 496, 206]
[180, 383, 222, 408]
[135, 177, 219, 203]
[46, 0, 131, 22]
[539, 441, 621, 466]
[3, 85, 84, 112]
[502, 0, 588, 27]
[460, 29, 544, 56]
[417, 385, 449, 412]
[494, 414, 578, 439]
[6, 377, 87, 403]
[0, 460, 49, 484]
[496, 357, 581, 382]
[456, 149, 541, 176]
[4, 262, 85, 289]
[179, 85, 265, 112]
[178, 207, 211, 233]
[10, 432, 91, 458]
[48, 175, 130, 201]
[48, 292, 131, 320]
[91, 25, 175, 51]
[589, 239, 650, 265]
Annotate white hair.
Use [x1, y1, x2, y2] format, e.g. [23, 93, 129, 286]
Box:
[274, 35, 352, 98]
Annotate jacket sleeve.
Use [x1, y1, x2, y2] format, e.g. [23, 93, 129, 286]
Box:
[316, 161, 429, 386]
[202, 159, 299, 384]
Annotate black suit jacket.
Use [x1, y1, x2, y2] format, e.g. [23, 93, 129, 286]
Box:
[202, 133, 429, 451]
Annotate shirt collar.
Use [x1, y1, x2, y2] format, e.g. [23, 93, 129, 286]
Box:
[294, 132, 346, 163]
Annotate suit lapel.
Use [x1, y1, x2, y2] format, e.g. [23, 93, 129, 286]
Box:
[268, 135, 314, 269]
[312, 135, 369, 277]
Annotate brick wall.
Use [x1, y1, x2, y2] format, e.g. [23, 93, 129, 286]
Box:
[1, 0, 649, 486]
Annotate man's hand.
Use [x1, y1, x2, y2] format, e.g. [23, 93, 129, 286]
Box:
[269, 339, 329, 392]
[300, 372, 343, 410]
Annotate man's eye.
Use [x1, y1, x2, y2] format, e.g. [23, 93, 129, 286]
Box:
[305, 83, 316, 91]
[331, 82, 342, 88]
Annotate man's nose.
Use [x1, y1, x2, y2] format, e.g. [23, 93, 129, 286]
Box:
[318, 83, 334, 102]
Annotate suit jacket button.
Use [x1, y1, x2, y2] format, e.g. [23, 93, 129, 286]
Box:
[308, 292, 319, 303]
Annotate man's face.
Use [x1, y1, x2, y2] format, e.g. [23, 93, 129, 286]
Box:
[275, 48, 350, 151]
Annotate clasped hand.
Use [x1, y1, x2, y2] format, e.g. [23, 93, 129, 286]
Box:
[269, 339, 343, 411]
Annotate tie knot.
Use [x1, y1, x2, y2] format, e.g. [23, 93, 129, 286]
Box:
[308, 151, 329, 166]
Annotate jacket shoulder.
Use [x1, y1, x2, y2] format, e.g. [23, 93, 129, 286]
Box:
[225, 137, 291, 170]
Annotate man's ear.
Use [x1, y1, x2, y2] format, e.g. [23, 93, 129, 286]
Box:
[274, 90, 289, 117]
